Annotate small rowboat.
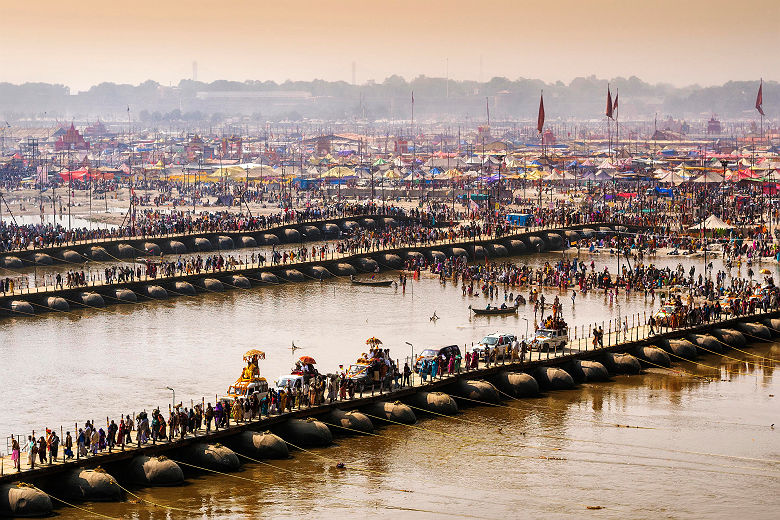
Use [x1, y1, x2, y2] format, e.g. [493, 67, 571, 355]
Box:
[351, 277, 393, 287]
[470, 305, 518, 316]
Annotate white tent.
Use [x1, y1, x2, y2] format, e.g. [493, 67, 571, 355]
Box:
[688, 215, 733, 230]
[691, 171, 725, 183]
[597, 159, 616, 170]
[656, 170, 687, 185]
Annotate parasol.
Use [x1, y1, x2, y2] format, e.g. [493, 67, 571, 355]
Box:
[243, 349, 266, 361]
[299, 355, 316, 364]
[759, 268, 771, 275]
[365, 337, 383, 345]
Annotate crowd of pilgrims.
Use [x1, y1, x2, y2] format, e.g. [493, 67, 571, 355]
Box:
[400, 250, 779, 320]
[0, 196, 677, 254]
[0, 202, 406, 251]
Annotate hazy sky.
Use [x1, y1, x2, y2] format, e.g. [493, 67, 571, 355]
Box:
[2, 0, 778, 91]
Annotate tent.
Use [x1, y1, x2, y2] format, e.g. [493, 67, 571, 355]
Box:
[688, 215, 733, 231]
[59, 169, 88, 181]
[597, 159, 616, 170]
[691, 171, 725, 183]
[439, 168, 463, 179]
[322, 166, 356, 179]
[656, 170, 687, 185]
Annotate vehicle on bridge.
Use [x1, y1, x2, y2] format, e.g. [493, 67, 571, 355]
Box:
[653, 304, 687, 328]
[506, 213, 534, 227]
[225, 349, 269, 401]
[348, 338, 396, 388]
[477, 332, 517, 361]
[275, 355, 318, 391]
[414, 344, 461, 373]
[529, 327, 568, 351]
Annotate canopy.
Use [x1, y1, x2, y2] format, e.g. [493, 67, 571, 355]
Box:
[322, 166, 355, 179]
[299, 355, 316, 364]
[213, 166, 251, 180]
[365, 337, 383, 345]
[59, 169, 88, 181]
[243, 349, 266, 361]
[688, 215, 733, 230]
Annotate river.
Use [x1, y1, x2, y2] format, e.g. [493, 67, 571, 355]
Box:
[0, 250, 777, 518]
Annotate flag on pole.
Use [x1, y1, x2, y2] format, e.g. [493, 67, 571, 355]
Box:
[537, 92, 545, 133]
[411, 91, 414, 104]
[613, 92, 619, 113]
[606, 87, 613, 119]
[756, 80, 765, 116]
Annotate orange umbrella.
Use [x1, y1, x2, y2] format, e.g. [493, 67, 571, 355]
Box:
[299, 356, 316, 364]
[365, 337, 383, 345]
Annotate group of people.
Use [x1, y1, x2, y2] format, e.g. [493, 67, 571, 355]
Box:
[0, 203, 407, 253]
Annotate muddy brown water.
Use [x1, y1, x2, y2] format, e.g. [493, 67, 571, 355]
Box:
[0, 252, 777, 518]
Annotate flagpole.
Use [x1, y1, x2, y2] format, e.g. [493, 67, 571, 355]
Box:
[760, 79, 764, 145]
[615, 88, 619, 157]
[537, 89, 544, 214]
[606, 84, 612, 164]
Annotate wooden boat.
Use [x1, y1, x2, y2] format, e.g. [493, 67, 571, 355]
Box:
[470, 304, 518, 316]
[351, 276, 393, 287]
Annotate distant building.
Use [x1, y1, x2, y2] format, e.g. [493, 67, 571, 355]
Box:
[707, 116, 721, 135]
[651, 129, 684, 141]
[187, 134, 214, 160]
[84, 120, 109, 137]
[221, 136, 243, 159]
[542, 129, 556, 145]
[661, 117, 689, 135]
[54, 123, 90, 151]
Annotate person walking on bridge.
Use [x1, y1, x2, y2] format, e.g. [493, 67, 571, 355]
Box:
[11, 437, 20, 471]
[24, 435, 36, 469]
[205, 403, 214, 433]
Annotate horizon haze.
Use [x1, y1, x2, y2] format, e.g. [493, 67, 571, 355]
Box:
[2, 0, 778, 91]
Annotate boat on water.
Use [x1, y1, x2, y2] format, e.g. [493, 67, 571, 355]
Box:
[470, 304, 518, 316]
[225, 349, 269, 401]
[351, 275, 393, 287]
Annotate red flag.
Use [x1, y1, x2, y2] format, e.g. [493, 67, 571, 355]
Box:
[606, 87, 613, 119]
[537, 92, 545, 133]
[613, 92, 619, 112]
[756, 80, 765, 116]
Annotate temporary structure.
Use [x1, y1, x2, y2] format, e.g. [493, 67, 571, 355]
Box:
[688, 215, 734, 230]
[691, 171, 725, 183]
